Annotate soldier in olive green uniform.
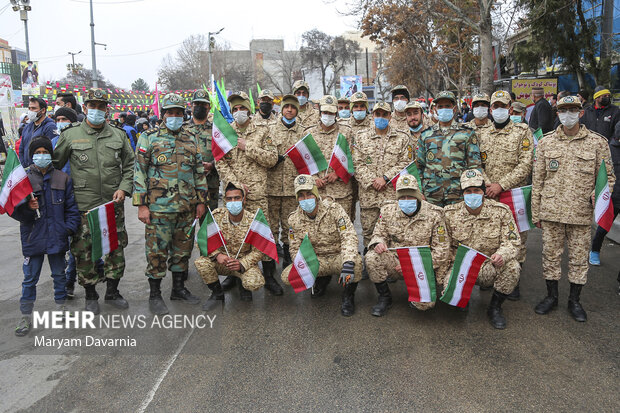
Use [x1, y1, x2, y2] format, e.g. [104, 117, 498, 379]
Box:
[133, 93, 208, 315]
[53, 88, 135, 314]
[253, 89, 278, 127]
[293, 80, 320, 127]
[391, 85, 410, 132]
[187, 89, 219, 211]
[416, 91, 482, 207]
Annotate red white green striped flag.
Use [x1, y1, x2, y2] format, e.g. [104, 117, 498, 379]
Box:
[212, 110, 238, 161]
[440, 245, 488, 308]
[0, 149, 33, 216]
[594, 160, 614, 232]
[390, 161, 422, 189]
[328, 133, 354, 183]
[288, 234, 320, 293]
[243, 208, 279, 262]
[532, 128, 543, 146]
[499, 185, 534, 232]
[285, 133, 328, 175]
[197, 208, 227, 256]
[86, 201, 118, 262]
[395, 246, 436, 303]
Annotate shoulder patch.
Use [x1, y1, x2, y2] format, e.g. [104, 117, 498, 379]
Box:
[144, 127, 159, 135]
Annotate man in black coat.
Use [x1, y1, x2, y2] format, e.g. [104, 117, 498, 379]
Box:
[528, 87, 554, 133]
[580, 86, 620, 142]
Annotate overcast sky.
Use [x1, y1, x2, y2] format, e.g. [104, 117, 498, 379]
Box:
[0, 0, 359, 90]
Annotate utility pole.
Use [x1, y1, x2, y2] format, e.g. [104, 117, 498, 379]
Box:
[10, 1, 32, 60]
[67, 51, 83, 74]
[89, 0, 98, 87]
[208, 28, 225, 91]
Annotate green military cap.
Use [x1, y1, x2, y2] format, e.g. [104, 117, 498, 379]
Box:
[84, 88, 109, 104]
[292, 80, 310, 94]
[511, 101, 526, 113]
[471, 93, 490, 105]
[404, 101, 423, 111]
[161, 93, 185, 110]
[372, 101, 392, 113]
[391, 84, 410, 100]
[258, 89, 275, 100]
[491, 90, 511, 105]
[192, 89, 210, 103]
[228, 91, 252, 112]
[557, 95, 582, 109]
[460, 169, 485, 189]
[280, 94, 299, 111]
[435, 91, 456, 104]
[396, 174, 421, 196]
[294, 174, 320, 199]
[319, 95, 338, 113]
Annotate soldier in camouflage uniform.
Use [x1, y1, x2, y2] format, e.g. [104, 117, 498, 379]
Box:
[217, 91, 281, 295]
[444, 169, 521, 329]
[53, 88, 134, 314]
[303, 95, 355, 218]
[187, 89, 219, 211]
[253, 89, 277, 127]
[282, 175, 362, 316]
[404, 100, 428, 159]
[390, 85, 410, 132]
[532, 96, 615, 322]
[353, 101, 410, 247]
[464, 93, 492, 131]
[416, 91, 482, 207]
[133, 93, 207, 315]
[366, 174, 451, 316]
[267, 95, 303, 269]
[293, 80, 320, 127]
[196, 182, 266, 309]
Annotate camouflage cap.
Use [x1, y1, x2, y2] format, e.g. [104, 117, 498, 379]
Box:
[511, 101, 526, 113]
[225, 180, 246, 198]
[280, 94, 300, 111]
[294, 174, 320, 199]
[372, 101, 392, 114]
[391, 84, 410, 100]
[319, 95, 338, 113]
[557, 95, 582, 109]
[258, 89, 275, 100]
[192, 89, 210, 103]
[435, 91, 456, 104]
[161, 93, 185, 110]
[471, 93, 490, 105]
[491, 90, 511, 105]
[292, 80, 310, 94]
[84, 88, 109, 104]
[338, 96, 350, 104]
[404, 101, 423, 111]
[228, 91, 252, 112]
[460, 169, 485, 189]
[350, 91, 368, 107]
[395, 174, 421, 196]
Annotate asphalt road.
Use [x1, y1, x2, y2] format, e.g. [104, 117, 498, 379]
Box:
[0, 201, 618, 412]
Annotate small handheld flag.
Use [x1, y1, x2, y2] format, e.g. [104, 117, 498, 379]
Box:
[594, 160, 614, 232]
[212, 110, 239, 161]
[395, 246, 436, 303]
[440, 245, 488, 308]
[86, 201, 119, 262]
[498, 185, 534, 232]
[197, 208, 228, 256]
[285, 133, 328, 175]
[390, 161, 422, 189]
[328, 133, 355, 183]
[288, 235, 320, 293]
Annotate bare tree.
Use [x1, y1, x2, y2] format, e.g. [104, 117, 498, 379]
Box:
[257, 49, 303, 94]
[157, 34, 209, 90]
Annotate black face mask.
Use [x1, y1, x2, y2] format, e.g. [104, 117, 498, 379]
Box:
[600, 97, 610, 107]
[259, 102, 273, 115]
[193, 106, 208, 120]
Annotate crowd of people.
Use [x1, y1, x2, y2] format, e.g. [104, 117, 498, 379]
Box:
[2, 80, 618, 337]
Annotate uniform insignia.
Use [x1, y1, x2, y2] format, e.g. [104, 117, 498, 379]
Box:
[508, 222, 515, 231]
[407, 145, 413, 160]
[93, 89, 104, 99]
[297, 176, 307, 185]
[426, 151, 435, 161]
[138, 147, 147, 153]
[471, 136, 478, 145]
[402, 176, 411, 185]
[326, 97, 334, 104]
[157, 154, 167, 163]
[365, 156, 372, 164]
[338, 217, 347, 231]
[508, 231, 518, 240]
[437, 225, 446, 242]
[465, 170, 477, 178]
[522, 138, 530, 151]
[265, 137, 273, 145]
[79, 153, 88, 162]
[288, 227, 294, 240]
[549, 159, 559, 171]
[481, 151, 487, 162]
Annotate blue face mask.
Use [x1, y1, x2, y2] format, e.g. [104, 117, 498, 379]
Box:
[166, 116, 183, 131]
[353, 110, 367, 121]
[86, 108, 106, 125]
[297, 96, 308, 106]
[299, 198, 316, 213]
[437, 108, 454, 123]
[510, 115, 522, 124]
[282, 116, 296, 125]
[374, 117, 389, 130]
[410, 123, 423, 133]
[339, 109, 351, 119]
[398, 199, 418, 215]
[33, 153, 52, 169]
[226, 201, 243, 216]
[56, 122, 70, 134]
[464, 193, 483, 209]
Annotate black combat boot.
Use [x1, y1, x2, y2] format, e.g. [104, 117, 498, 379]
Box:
[487, 290, 508, 329]
[220, 276, 236, 291]
[311, 276, 332, 298]
[170, 272, 201, 304]
[238, 278, 252, 301]
[104, 278, 129, 309]
[568, 283, 587, 322]
[341, 282, 358, 317]
[148, 278, 169, 315]
[506, 280, 520, 301]
[202, 281, 225, 311]
[65, 281, 75, 300]
[262, 260, 283, 296]
[534, 280, 558, 315]
[182, 270, 189, 281]
[371, 281, 392, 317]
[282, 244, 292, 269]
[84, 284, 100, 314]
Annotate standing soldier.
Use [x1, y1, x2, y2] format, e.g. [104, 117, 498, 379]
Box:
[267, 95, 304, 268]
[253, 89, 277, 127]
[133, 93, 207, 315]
[217, 91, 281, 295]
[404, 100, 427, 159]
[416, 91, 482, 207]
[464, 93, 492, 131]
[532, 96, 615, 322]
[53, 88, 135, 314]
[365, 175, 451, 316]
[282, 175, 362, 316]
[293, 80, 320, 127]
[337, 97, 351, 121]
[390, 85, 410, 132]
[304, 95, 355, 218]
[187, 89, 219, 211]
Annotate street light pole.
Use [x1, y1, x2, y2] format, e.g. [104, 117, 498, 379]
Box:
[89, 0, 98, 88]
[207, 27, 224, 91]
[11, 1, 32, 60]
[22, 12, 30, 60]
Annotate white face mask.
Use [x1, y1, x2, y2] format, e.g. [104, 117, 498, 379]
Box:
[393, 100, 407, 112]
[473, 106, 488, 119]
[233, 110, 249, 124]
[558, 112, 580, 129]
[26, 110, 40, 124]
[321, 113, 336, 127]
[492, 108, 510, 123]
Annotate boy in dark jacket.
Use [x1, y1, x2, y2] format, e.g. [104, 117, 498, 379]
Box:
[12, 137, 81, 336]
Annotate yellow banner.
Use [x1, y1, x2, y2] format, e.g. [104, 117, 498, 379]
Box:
[511, 78, 557, 106]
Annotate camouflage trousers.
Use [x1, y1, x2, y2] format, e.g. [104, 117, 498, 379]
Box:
[318, 193, 353, 221]
[443, 258, 520, 295]
[517, 231, 529, 264]
[208, 187, 220, 211]
[267, 195, 297, 247]
[194, 256, 264, 291]
[72, 202, 128, 286]
[365, 249, 435, 311]
[541, 221, 589, 285]
[145, 210, 195, 279]
[280, 253, 362, 285]
[360, 207, 381, 247]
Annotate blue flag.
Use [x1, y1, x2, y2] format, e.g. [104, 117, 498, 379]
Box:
[215, 80, 233, 123]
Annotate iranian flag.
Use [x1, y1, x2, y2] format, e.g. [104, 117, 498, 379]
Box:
[594, 160, 614, 232]
[288, 235, 320, 293]
[212, 110, 238, 161]
[243, 208, 279, 262]
[197, 208, 227, 256]
[0, 149, 33, 216]
[396, 246, 436, 303]
[86, 201, 118, 262]
[499, 185, 534, 232]
[328, 133, 354, 183]
[389, 161, 422, 189]
[285, 133, 328, 175]
[532, 128, 543, 147]
[440, 245, 488, 308]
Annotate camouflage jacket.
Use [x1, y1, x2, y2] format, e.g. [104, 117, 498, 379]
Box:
[298, 105, 320, 128]
[391, 111, 408, 133]
[252, 111, 278, 127]
[186, 120, 220, 189]
[267, 118, 306, 197]
[208, 207, 263, 271]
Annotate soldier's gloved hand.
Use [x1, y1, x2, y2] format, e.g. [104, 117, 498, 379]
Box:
[275, 155, 286, 165]
[339, 261, 355, 286]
